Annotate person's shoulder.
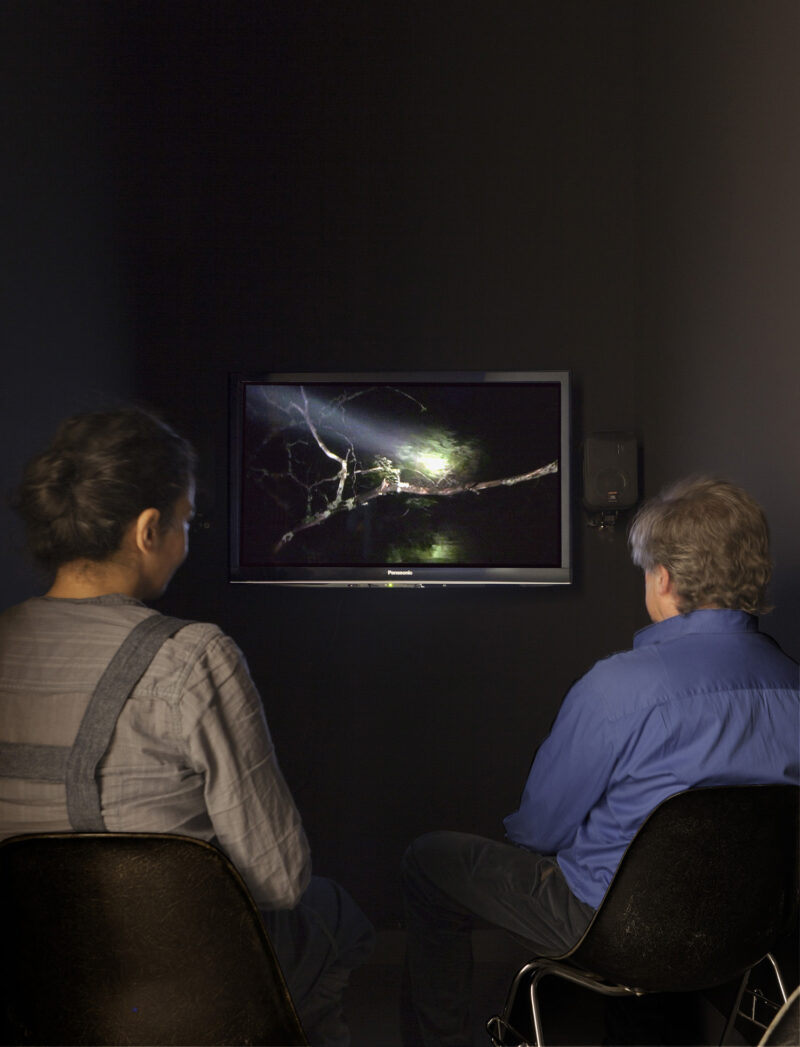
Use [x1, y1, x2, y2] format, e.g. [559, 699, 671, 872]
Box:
[0, 599, 30, 628]
[1, 596, 150, 644]
[0, 600, 34, 650]
[563, 642, 664, 722]
[580, 641, 659, 688]
[171, 619, 226, 645]
[751, 627, 800, 673]
[157, 618, 232, 664]
[0, 596, 53, 624]
[141, 617, 246, 701]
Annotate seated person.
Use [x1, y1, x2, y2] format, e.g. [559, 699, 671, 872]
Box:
[0, 406, 374, 1047]
[400, 476, 800, 1047]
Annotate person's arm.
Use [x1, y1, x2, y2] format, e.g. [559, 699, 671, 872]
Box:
[503, 670, 615, 854]
[181, 632, 311, 909]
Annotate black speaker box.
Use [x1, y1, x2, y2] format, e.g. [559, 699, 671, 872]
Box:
[583, 432, 638, 510]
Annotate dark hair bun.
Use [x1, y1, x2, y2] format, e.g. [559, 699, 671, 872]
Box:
[14, 407, 196, 573]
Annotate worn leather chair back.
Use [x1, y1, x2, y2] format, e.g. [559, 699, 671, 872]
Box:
[0, 832, 308, 1046]
[565, 784, 800, 992]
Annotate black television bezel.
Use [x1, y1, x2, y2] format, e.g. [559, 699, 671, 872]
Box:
[228, 370, 572, 587]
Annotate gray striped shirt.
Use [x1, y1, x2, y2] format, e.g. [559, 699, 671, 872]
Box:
[0, 594, 311, 909]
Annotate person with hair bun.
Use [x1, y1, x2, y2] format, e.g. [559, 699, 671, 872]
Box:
[0, 406, 373, 1047]
[400, 476, 799, 1047]
[12, 407, 199, 596]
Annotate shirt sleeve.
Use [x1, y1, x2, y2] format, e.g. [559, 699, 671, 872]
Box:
[503, 669, 616, 855]
[179, 632, 311, 910]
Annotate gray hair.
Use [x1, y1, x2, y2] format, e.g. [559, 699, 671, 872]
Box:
[628, 476, 772, 615]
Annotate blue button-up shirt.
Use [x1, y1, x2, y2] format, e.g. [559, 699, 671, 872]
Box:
[504, 609, 800, 908]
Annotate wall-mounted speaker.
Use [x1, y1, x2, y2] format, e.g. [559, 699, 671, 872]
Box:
[583, 432, 638, 510]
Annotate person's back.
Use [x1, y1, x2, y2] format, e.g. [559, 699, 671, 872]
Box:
[0, 593, 315, 909]
[0, 406, 373, 1046]
[505, 607, 799, 907]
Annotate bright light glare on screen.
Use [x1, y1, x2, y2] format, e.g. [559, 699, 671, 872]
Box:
[417, 453, 449, 476]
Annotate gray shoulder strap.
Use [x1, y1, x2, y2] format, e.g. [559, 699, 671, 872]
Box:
[65, 614, 190, 832]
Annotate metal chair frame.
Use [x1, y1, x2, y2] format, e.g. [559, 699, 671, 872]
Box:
[757, 983, 800, 1046]
[487, 951, 790, 1047]
[724, 953, 790, 1041]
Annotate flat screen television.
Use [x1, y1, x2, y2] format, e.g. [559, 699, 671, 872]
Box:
[229, 371, 571, 586]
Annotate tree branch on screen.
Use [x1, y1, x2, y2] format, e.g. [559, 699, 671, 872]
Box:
[247, 385, 558, 553]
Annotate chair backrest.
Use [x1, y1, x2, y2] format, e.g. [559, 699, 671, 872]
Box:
[563, 784, 799, 993]
[0, 832, 308, 1046]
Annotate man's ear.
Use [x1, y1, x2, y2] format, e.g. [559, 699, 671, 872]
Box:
[655, 564, 673, 595]
[656, 564, 683, 618]
[133, 508, 162, 553]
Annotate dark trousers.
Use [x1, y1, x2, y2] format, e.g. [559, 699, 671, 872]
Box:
[400, 831, 595, 1047]
[264, 876, 375, 1047]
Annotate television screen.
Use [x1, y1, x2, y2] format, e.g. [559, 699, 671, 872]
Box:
[229, 371, 571, 586]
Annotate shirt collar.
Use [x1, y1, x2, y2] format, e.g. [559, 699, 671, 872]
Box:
[634, 608, 758, 648]
[37, 593, 146, 608]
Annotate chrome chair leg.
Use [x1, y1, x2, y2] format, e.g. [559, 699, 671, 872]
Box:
[719, 967, 753, 1046]
[764, 952, 789, 1004]
[529, 970, 547, 1046]
[718, 953, 788, 1046]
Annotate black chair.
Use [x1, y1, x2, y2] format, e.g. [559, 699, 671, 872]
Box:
[0, 832, 308, 1046]
[486, 784, 800, 1047]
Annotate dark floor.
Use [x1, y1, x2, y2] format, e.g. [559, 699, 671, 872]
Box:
[345, 931, 614, 1047]
[344, 932, 767, 1047]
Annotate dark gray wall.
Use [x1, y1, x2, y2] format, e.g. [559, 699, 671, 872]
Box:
[118, 2, 643, 925]
[1, 1, 797, 927]
[1, 2, 135, 601]
[637, 0, 800, 658]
